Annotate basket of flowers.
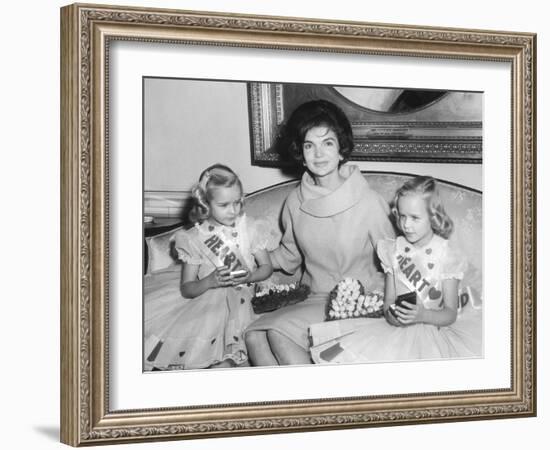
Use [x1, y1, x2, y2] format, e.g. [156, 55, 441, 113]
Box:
[251, 282, 310, 314]
[326, 278, 384, 320]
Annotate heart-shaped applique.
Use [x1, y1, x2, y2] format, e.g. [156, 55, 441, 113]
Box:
[428, 287, 442, 299]
[232, 232, 238, 237]
[240, 298, 245, 304]
[428, 263, 434, 270]
[404, 247, 410, 252]
[179, 351, 186, 357]
[426, 248, 432, 255]
[208, 225, 214, 231]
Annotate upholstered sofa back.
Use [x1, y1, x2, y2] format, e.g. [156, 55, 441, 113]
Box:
[145, 172, 482, 299]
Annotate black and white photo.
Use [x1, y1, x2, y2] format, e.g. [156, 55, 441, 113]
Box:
[143, 78, 483, 371]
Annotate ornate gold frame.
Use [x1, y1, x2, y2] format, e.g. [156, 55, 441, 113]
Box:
[248, 82, 483, 165]
[60, 3, 536, 446]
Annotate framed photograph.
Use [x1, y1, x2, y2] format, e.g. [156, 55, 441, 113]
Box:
[249, 82, 483, 166]
[60, 3, 536, 447]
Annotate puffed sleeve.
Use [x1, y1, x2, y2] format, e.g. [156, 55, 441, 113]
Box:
[376, 238, 396, 274]
[440, 243, 468, 280]
[248, 216, 279, 254]
[172, 229, 203, 265]
[269, 195, 303, 274]
[367, 191, 396, 248]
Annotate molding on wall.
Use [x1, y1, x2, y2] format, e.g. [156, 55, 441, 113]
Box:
[144, 190, 191, 218]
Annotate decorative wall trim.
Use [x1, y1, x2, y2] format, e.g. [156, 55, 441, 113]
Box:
[144, 191, 191, 218]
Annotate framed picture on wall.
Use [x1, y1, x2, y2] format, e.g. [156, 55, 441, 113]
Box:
[248, 82, 483, 166]
[60, 3, 536, 447]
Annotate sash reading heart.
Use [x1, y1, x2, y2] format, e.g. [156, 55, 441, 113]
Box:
[395, 247, 441, 303]
[193, 227, 250, 273]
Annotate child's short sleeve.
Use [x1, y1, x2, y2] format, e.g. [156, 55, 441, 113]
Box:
[440, 243, 468, 280]
[172, 229, 203, 265]
[248, 217, 279, 254]
[376, 238, 396, 274]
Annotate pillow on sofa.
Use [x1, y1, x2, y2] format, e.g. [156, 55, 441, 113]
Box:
[145, 226, 183, 274]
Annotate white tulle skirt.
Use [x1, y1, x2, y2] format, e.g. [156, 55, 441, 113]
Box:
[310, 303, 482, 364]
[144, 267, 256, 370]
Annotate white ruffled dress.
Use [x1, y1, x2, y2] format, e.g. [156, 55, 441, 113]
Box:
[144, 214, 269, 370]
[309, 235, 483, 364]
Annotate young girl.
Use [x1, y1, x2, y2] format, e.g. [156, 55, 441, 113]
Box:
[309, 176, 482, 363]
[144, 164, 273, 370]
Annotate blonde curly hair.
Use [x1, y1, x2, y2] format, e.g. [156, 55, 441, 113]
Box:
[189, 164, 243, 224]
[391, 176, 454, 239]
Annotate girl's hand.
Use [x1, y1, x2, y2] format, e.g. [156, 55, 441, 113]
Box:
[385, 306, 405, 327]
[393, 301, 425, 325]
[206, 266, 233, 288]
[230, 269, 251, 286]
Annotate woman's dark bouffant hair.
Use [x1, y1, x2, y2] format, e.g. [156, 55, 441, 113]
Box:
[391, 176, 454, 239]
[279, 99, 354, 165]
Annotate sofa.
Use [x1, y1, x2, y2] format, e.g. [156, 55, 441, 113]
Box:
[145, 171, 482, 308]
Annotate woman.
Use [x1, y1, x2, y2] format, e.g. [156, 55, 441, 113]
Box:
[245, 99, 395, 365]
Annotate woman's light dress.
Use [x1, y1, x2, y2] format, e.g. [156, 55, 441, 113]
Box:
[245, 165, 395, 350]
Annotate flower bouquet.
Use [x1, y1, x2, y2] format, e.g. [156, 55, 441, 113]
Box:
[326, 278, 384, 320]
[251, 282, 310, 314]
